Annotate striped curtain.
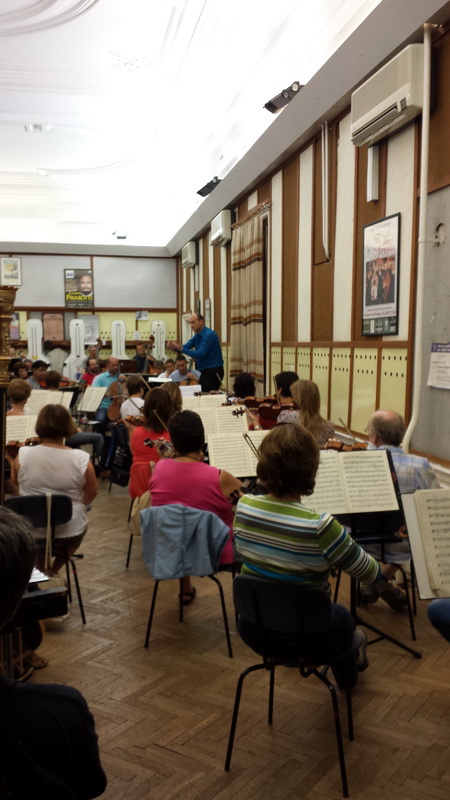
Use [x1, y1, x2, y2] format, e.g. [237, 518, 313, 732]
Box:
[229, 210, 265, 384]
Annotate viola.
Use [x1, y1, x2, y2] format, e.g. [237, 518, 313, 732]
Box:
[258, 398, 297, 425]
[323, 439, 368, 452]
[143, 437, 174, 458]
[106, 378, 127, 421]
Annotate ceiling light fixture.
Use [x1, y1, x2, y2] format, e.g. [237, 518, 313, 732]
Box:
[197, 176, 221, 197]
[264, 81, 303, 114]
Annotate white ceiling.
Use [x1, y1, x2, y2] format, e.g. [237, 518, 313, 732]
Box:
[0, 0, 385, 250]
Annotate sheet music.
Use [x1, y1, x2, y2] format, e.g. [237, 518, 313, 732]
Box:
[215, 407, 249, 433]
[79, 386, 107, 412]
[303, 449, 398, 515]
[198, 393, 227, 407]
[414, 489, 450, 597]
[340, 450, 399, 513]
[181, 395, 202, 410]
[303, 451, 348, 514]
[180, 385, 201, 398]
[6, 415, 37, 441]
[208, 429, 268, 476]
[402, 494, 435, 599]
[196, 408, 219, 436]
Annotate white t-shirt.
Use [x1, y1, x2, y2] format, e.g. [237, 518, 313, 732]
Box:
[120, 396, 145, 418]
[18, 445, 89, 539]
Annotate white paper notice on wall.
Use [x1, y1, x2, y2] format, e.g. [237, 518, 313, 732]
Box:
[427, 343, 450, 389]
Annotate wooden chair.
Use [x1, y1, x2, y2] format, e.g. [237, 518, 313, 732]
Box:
[125, 460, 153, 567]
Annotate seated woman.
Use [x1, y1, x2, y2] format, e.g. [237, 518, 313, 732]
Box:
[130, 388, 172, 465]
[120, 375, 145, 419]
[161, 380, 182, 415]
[7, 378, 31, 416]
[234, 422, 381, 688]
[44, 369, 104, 464]
[280, 379, 335, 446]
[149, 410, 243, 604]
[13, 362, 30, 380]
[232, 371, 256, 401]
[10, 404, 98, 574]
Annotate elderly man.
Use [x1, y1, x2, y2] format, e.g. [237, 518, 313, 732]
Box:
[361, 409, 440, 610]
[0, 507, 106, 798]
[168, 313, 224, 392]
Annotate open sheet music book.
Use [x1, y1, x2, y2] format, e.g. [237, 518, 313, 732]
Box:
[6, 415, 38, 441]
[198, 406, 248, 437]
[28, 390, 73, 415]
[402, 490, 450, 598]
[208, 430, 268, 476]
[302, 449, 399, 515]
[78, 386, 107, 412]
[182, 393, 228, 409]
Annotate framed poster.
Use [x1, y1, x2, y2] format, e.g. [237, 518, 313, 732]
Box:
[362, 213, 400, 336]
[64, 268, 94, 308]
[43, 312, 64, 342]
[1, 257, 22, 286]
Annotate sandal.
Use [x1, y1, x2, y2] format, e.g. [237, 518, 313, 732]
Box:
[180, 587, 196, 606]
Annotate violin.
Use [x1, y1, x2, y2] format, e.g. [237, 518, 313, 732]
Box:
[106, 378, 127, 421]
[115, 414, 144, 428]
[323, 439, 368, 452]
[6, 437, 40, 460]
[258, 398, 297, 427]
[144, 437, 174, 458]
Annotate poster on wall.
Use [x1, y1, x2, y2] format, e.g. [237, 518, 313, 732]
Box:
[64, 268, 94, 308]
[362, 213, 400, 336]
[1, 257, 22, 286]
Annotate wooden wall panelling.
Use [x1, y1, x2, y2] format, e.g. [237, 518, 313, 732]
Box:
[428, 29, 450, 193]
[296, 347, 311, 379]
[270, 346, 281, 392]
[351, 347, 378, 432]
[202, 236, 209, 303]
[330, 347, 351, 427]
[213, 245, 221, 342]
[237, 198, 248, 221]
[311, 347, 330, 418]
[222, 344, 229, 391]
[333, 114, 355, 342]
[298, 145, 313, 342]
[379, 347, 408, 419]
[282, 346, 296, 373]
[311, 126, 337, 342]
[352, 142, 387, 341]
[282, 157, 299, 342]
[258, 179, 272, 207]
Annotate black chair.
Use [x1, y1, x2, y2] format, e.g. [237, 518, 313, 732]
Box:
[108, 422, 132, 490]
[4, 494, 86, 624]
[141, 505, 233, 658]
[225, 575, 356, 797]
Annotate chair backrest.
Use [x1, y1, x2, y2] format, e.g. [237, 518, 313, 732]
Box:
[4, 494, 73, 529]
[141, 504, 230, 580]
[233, 574, 332, 637]
[128, 460, 152, 499]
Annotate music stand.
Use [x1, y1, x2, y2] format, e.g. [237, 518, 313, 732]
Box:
[335, 450, 421, 659]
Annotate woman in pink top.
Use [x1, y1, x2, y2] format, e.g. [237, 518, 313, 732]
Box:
[150, 410, 243, 604]
[130, 388, 172, 465]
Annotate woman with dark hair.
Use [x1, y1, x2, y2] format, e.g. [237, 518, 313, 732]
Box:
[280, 379, 335, 446]
[130, 387, 172, 465]
[232, 372, 256, 400]
[13, 362, 30, 380]
[11, 404, 97, 573]
[149, 410, 243, 604]
[234, 422, 381, 687]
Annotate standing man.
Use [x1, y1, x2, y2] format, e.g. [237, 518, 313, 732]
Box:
[361, 409, 440, 609]
[168, 313, 224, 392]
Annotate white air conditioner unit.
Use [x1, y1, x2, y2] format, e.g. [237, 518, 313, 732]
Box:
[181, 241, 197, 268]
[351, 44, 424, 147]
[210, 209, 232, 246]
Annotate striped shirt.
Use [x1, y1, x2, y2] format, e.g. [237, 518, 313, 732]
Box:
[234, 494, 380, 593]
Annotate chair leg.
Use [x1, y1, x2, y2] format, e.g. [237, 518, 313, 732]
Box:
[125, 533, 134, 569]
[410, 559, 417, 615]
[208, 575, 233, 658]
[127, 497, 133, 523]
[268, 665, 275, 724]
[65, 559, 72, 603]
[395, 563, 416, 642]
[144, 581, 160, 648]
[224, 663, 266, 772]
[313, 668, 350, 798]
[69, 557, 86, 625]
[179, 578, 184, 623]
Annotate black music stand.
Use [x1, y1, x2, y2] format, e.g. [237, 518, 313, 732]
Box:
[336, 450, 421, 659]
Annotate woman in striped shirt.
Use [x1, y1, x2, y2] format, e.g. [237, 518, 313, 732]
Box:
[234, 422, 381, 687]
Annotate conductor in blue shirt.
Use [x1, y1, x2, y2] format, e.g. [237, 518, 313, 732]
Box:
[169, 313, 224, 392]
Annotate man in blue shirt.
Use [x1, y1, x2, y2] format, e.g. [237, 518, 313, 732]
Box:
[169, 313, 224, 392]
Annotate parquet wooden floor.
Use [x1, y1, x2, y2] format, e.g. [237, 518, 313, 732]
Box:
[31, 482, 450, 799]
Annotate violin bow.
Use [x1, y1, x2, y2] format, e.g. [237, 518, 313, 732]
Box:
[338, 417, 356, 444]
[243, 432, 260, 459]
